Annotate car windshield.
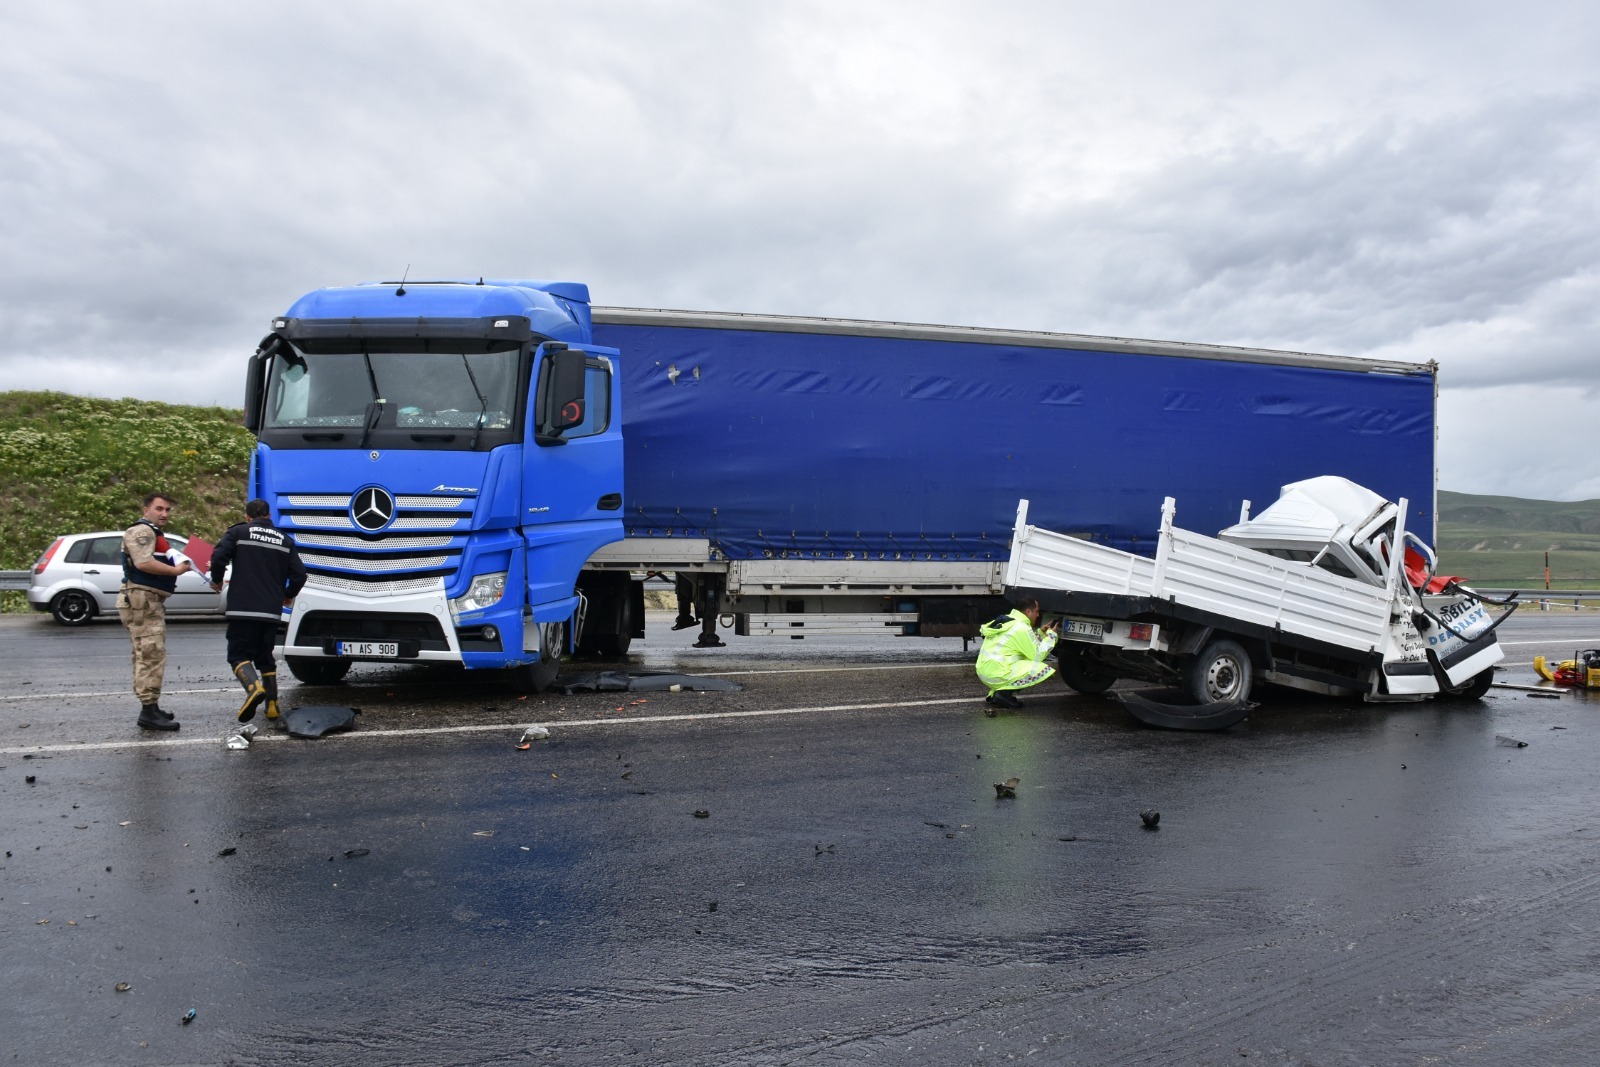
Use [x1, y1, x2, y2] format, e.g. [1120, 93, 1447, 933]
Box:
[263, 340, 522, 434]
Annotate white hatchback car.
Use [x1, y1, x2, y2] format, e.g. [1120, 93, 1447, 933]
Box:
[28, 531, 226, 625]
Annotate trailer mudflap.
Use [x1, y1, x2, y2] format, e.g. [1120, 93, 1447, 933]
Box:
[1108, 688, 1253, 732]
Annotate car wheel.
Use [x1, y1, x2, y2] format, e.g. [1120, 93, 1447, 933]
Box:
[286, 656, 352, 685]
[50, 590, 98, 626]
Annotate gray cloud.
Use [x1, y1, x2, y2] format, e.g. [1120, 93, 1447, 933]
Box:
[2, 1, 1597, 496]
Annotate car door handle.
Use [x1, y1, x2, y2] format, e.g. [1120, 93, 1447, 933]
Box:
[86, 569, 101, 574]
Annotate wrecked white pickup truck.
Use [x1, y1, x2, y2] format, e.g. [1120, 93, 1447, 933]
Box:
[1004, 476, 1517, 730]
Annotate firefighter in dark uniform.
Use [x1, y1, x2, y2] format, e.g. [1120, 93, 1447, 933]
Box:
[210, 499, 307, 725]
[120, 492, 195, 731]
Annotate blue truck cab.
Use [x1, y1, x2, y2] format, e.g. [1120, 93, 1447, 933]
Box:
[242, 279, 624, 690]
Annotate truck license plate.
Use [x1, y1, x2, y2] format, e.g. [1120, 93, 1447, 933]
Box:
[336, 641, 398, 658]
[1064, 619, 1104, 640]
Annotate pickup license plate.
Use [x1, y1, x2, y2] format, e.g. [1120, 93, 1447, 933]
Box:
[1063, 618, 1104, 640]
[336, 641, 398, 658]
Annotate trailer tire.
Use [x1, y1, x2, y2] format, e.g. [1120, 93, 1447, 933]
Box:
[1441, 667, 1494, 701]
[1184, 639, 1252, 705]
[509, 621, 564, 693]
[286, 656, 352, 685]
[1057, 646, 1118, 694]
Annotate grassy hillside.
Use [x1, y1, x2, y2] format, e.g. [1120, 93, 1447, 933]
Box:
[0, 391, 254, 579]
[1436, 490, 1600, 588]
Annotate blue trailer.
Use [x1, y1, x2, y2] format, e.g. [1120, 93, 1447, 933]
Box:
[242, 280, 1437, 689]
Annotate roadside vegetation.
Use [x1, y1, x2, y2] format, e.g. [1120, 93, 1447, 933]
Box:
[0, 391, 253, 610]
[3, 389, 1595, 612]
[1436, 490, 1600, 590]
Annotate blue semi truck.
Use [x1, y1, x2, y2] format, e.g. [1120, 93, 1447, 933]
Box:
[242, 279, 1438, 690]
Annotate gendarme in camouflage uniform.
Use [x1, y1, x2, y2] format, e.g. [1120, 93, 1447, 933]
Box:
[118, 493, 194, 731]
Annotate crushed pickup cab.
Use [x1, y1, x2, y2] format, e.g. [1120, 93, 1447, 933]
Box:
[1005, 476, 1516, 724]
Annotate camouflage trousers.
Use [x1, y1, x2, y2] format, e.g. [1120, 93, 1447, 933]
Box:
[117, 585, 169, 705]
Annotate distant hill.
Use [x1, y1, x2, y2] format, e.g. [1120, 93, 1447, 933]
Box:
[1436, 490, 1600, 588]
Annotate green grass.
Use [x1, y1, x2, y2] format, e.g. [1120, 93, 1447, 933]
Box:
[1437, 490, 1600, 588]
[0, 391, 255, 609]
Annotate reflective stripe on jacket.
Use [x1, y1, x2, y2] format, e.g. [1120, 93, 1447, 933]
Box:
[975, 608, 1059, 691]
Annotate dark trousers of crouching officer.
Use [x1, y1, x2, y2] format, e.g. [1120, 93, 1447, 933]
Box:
[210, 499, 307, 726]
[119, 492, 195, 732]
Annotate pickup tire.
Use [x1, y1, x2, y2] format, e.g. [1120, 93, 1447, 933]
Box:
[286, 656, 352, 685]
[1058, 646, 1118, 694]
[1441, 666, 1495, 701]
[49, 590, 98, 626]
[1184, 639, 1252, 704]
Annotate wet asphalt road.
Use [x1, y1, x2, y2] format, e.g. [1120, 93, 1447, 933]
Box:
[4, 609, 1600, 1065]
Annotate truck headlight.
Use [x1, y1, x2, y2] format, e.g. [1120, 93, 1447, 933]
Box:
[449, 572, 507, 620]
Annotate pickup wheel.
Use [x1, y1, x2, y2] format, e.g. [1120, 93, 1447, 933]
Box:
[286, 656, 352, 685]
[1057, 646, 1118, 694]
[509, 621, 564, 693]
[1441, 667, 1495, 701]
[50, 590, 98, 626]
[1184, 639, 1252, 704]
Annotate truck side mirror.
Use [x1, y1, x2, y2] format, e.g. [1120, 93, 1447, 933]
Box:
[242, 335, 281, 433]
[536, 346, 588, 443]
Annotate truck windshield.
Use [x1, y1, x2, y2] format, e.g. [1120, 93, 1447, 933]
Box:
[260, 339, 525, 451]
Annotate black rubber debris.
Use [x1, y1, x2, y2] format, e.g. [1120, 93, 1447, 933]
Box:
[1109, 688, 1252, 731]
[560, 671, 742, 694]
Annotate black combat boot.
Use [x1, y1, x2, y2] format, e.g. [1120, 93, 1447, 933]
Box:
[233, 662, 268, 723]
[137, 703, 180, 731]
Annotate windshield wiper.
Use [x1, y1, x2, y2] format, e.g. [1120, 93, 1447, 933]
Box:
[357, 399, 387, 450]
[461, 353, 490, 451]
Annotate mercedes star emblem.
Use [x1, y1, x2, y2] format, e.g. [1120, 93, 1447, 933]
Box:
[351, 486, 395, 531]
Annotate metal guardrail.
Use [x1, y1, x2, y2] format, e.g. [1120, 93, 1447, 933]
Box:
[0, 570, 30, 591]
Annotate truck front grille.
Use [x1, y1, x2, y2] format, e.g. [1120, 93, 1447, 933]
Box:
[278, 489, 476, 587]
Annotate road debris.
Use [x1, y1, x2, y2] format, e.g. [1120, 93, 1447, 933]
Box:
[1528, 692, 1562, 700]
[995, 777, 1020, 799]
[114, 982, 131, 993]
[344, 848, 370, 858]
[518, 724, 550, 748]
[1140, 810, 1161, 829]
[560, 671, 741, 694]
[693, 809, 710, 818]
[1495, 735, 1530, 748]
[217, 847, 237, 857]
[472, 830, 494, 837]
[284, 705, 359, 739]
[182, 1009, 196, 1026]
[224, 733, 250, 750]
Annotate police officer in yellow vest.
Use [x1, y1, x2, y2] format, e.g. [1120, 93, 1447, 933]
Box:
[119, 492, 195, 731]
[975, 593, 1059, 709]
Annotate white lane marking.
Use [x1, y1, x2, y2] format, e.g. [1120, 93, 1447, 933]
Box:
[0, 696, 981, 756]
[1, 687, 235, 702]
[0, 661, 973, 703]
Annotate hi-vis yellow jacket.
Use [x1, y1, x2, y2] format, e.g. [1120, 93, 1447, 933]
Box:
[975, 609, 1059, 693]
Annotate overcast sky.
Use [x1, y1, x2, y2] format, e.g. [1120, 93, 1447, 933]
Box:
[2, 1, 1596, 498]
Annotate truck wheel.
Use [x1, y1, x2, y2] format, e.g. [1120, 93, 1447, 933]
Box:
[286, 657, 352, 685]
[1441, 667, 1494, 701]
[50, 590, 98, 626]
[509, 621, 564, 693]
[1058, 646, 1118, 694]
[1184, 639, 1252, 704]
